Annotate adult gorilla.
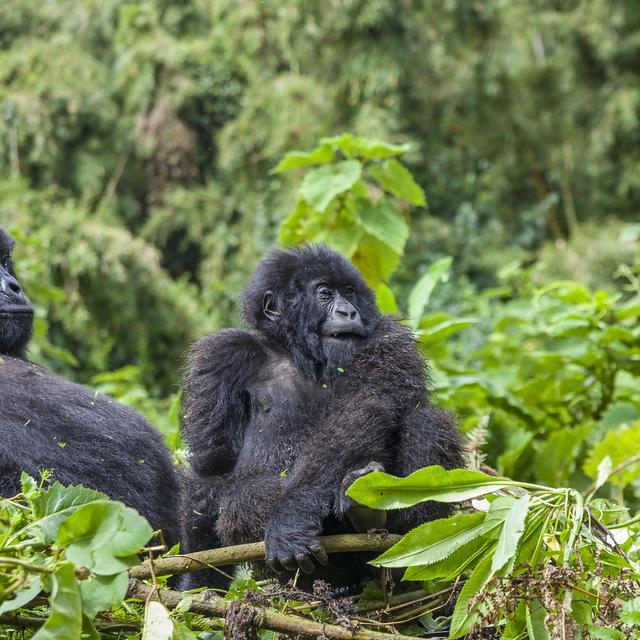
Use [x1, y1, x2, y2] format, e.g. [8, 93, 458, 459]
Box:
[182, 244, 464, 587]
[0, 228, 179, 544]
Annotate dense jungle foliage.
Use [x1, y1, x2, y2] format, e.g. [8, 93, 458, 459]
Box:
[1, 0, 640, 638]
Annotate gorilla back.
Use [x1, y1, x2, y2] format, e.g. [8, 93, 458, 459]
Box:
[0, 228, 179, 544]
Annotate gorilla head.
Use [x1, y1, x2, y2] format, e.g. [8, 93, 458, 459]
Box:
[0, 229, 33, 358]
[242, 244, 380, 378]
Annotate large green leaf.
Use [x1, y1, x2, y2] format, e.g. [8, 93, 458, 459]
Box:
[33, 563, 82, 640]
[57, 501, 153, 575]
[418, 318, 477, 347]
[271, 143, 334, 173]
[368, 159, 426, 206]
[347, 466, 515, 510]
[300, 160, 362, 212]
[526, 601, 550, 640]
[535, 426, 590, 487]
[372, 512, 485, 568]
[358, 198, 409, 255]
[80, 572, 129, 618]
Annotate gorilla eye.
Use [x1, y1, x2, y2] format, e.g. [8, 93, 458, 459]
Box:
[0, 256, 9, 269]
[343, 286, 355, 297]
[316, 285, 333, 298]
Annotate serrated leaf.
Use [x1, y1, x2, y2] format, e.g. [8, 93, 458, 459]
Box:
[449, 553, 494, 638]
[358, 198, 409, 255]
[372, 512, 485, 568]
[403, 537, 491, 581]
[368, 159, 426, 206]
[33, 563, 82, 640]
[272, 143, 334, 173]
[300, 160, 362, 212]
[347, 466, 514, 510]
[492, 495, 529, 575]
[407, 258, 452, 329]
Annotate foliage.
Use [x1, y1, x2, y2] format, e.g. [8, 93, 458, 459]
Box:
[349, 465, 640, 638]
[0, 473, 153, 638]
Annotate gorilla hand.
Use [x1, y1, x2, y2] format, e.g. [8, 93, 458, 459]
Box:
[336, 461, 387, 533]
[264, 511, 329, 575]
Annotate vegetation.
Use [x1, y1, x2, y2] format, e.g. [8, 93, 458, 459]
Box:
[1, 0, 640, 637]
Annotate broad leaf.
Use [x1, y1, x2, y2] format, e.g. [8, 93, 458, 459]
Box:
[272, 143, 333, 173]
[368, 159, 426, 206]
[372, 512, 485, 568]
[33, 563, 82, 640]
[358, 198, 409, 255]
[0, 576, 42, 614]
[491, 494, 529, 575]
[347, 466, 515, 510]
[300, 160, 362, 212]
[322, 133, 410, 159]
[80, 572, 129, 618]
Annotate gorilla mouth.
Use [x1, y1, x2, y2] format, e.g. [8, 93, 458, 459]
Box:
[325, 330, 364, 340]
[0, 305, 33, 316]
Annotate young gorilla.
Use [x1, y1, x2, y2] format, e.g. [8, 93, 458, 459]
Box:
[182, 244, 465, 588]
[0, 228, 179, 544]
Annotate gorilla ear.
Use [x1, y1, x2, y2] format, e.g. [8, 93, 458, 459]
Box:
[262, 291, 281, 321]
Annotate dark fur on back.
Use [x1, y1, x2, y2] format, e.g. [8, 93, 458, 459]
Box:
[181, 244, 465, 589]
[0, 228, 179, 544]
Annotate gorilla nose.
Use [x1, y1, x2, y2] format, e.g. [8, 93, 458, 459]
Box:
[335, 296, 360, 321]
[0, 272, 27, 303]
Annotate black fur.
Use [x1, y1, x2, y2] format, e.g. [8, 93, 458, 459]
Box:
[0, 228, 179, 545]
[181, 245, 464, 588]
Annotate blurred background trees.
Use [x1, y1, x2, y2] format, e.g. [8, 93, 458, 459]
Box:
[1, 0, 638, 395]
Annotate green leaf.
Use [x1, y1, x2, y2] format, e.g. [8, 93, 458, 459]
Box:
[372, 512, 485, 568]
[142, 600, 174, 640]
[33, 563, 82, 640]
[80, 572, 129, 618]
[347, 466, 515, 510]
[57, 501, 153, 575]
[300, 160, 362, 212]
[375, 283, 399, 314]
[403, 537, 491, 581]
[353, 234, 401, 286]
[481, 496, 516, 539]
[272, 143, 334, 173]
[418, 318, 477, 346]
[587, 628, 626, 640]
[0, 576, 42, 614]
[172, 621, 199, 640]
[535, 425, 590, 487]
[525, 601, 550, 640]
[621, 597, 640, 627]
[584, 420, 640, 487]
[492, 495, 529, 575]
[407, 258, 452, 329]
[368, 159, 426, 206]
[322, 133, 410, 159]
[449, 553, 494, 639]
[358, 198, 409, 255]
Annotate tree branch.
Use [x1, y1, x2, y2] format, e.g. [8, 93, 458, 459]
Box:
[130, 532, 402, 580]
[128, 578, 420, 640]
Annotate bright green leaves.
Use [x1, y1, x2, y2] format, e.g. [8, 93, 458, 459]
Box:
[33, 563, 82, 640]
[299, 160, 362, 212]
[58, 501, 153, 575]
[0, 478, 154, 635]
[347, 466, 515, 509]
[368, 159, 426, 206]
[276, 133, 424, 290]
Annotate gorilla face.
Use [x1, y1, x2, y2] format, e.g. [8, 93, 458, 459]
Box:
[0, 229, 34, 357]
